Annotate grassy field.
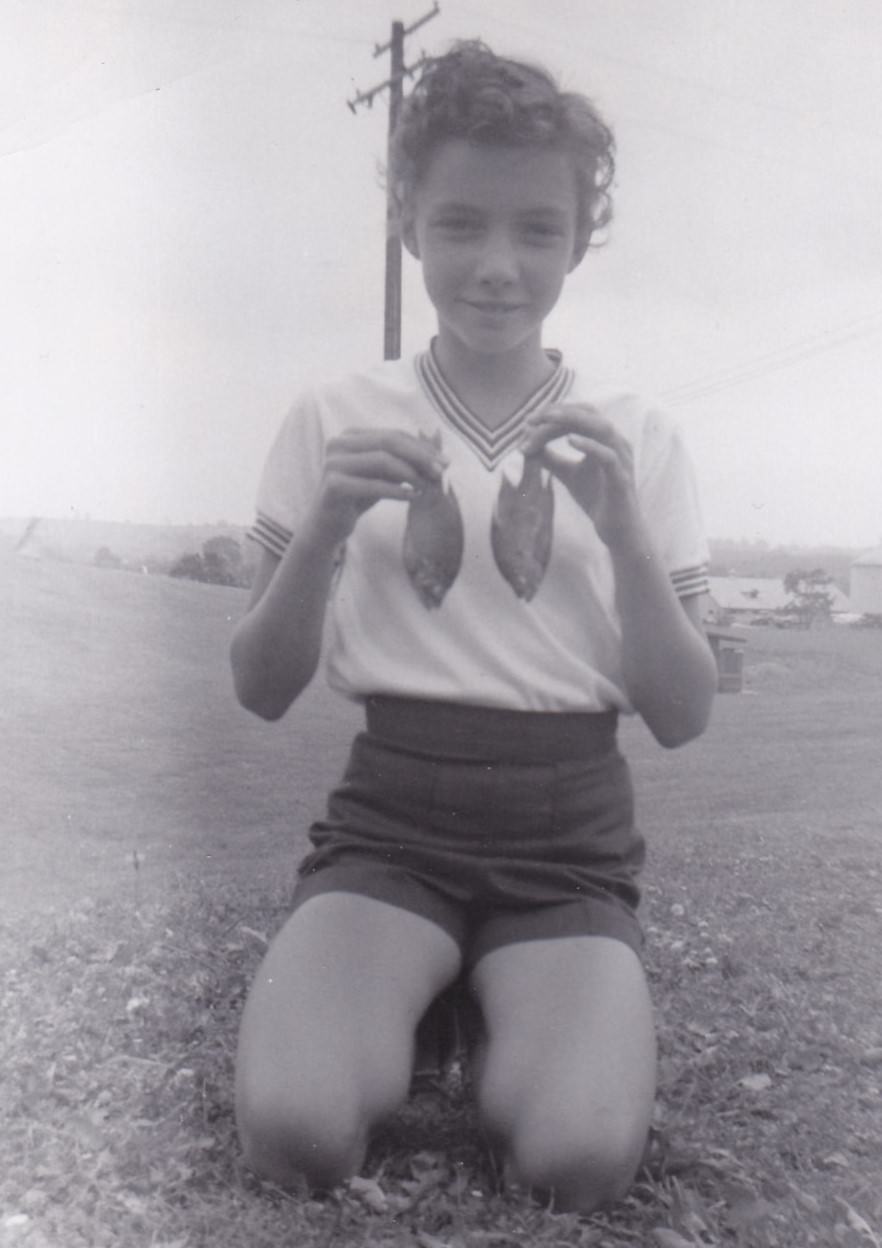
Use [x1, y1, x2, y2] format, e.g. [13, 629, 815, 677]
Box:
[3, 547, 882, 1247]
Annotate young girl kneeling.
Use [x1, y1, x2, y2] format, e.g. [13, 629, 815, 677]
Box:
[231, 40, 717, 1214]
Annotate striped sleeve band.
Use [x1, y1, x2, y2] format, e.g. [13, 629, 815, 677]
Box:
[670, 563, 710, 599]
[249, 511, 293, 559]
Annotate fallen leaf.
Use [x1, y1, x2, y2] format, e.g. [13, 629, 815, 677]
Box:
[410, 1150, 445, 1169]
[789, 1183, 822, 1215]
[119, 1194, 149, 1216]
[727, 1192, 774, 1228]
[347, 1175, 388, 1213]
[416, 1234, 453, 1248]
[402, 1167, 447, 1198]
[652, 1229, 695, 1248]
[738, 1072, 772, 1092]
[3, 1214, 31, 1230]
[682, 1209, 711, 1239]
[836, 1199, 880, 1247]
[821, 1151, 850, 1169]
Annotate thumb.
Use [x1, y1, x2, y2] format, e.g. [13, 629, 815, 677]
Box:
[539, 445, 583, 490]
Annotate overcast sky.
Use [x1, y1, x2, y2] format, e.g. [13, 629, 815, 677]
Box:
[3, 0, 881, 548]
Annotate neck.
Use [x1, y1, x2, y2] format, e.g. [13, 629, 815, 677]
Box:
[432, 334, 554, 428]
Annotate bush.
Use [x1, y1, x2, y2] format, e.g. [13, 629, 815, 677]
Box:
[169, 553, 209, 582]
[94, 546, 123, 569]
[169, 538, 252, 588]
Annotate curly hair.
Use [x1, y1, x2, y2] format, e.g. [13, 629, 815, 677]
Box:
[389, 40, 615, 248]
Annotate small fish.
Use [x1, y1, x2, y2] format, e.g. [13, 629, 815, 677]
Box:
[402, 434, 464, 609]
[491, 453, 555, 601]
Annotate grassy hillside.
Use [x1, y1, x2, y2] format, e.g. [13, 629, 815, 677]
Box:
[0, 516, 257, 574]
[2, 542, 359, 918]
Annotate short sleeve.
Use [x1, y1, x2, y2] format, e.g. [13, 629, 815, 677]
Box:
[249, 392, 325, 558]
[637, 410, 710, 599]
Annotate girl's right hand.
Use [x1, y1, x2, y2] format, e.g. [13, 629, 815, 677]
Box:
[313, 428, 448, 544]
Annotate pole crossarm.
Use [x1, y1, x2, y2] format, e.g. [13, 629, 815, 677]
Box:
[373, 1, 439, 56]
[346, 54, 429, 113]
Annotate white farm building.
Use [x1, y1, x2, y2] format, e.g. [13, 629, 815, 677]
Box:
[850, 548, 882, 615]
[707, 575, 852, 623]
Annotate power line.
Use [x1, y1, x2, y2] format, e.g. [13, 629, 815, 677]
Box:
[661, 313, 882, 406]
[664, 321, 882, 406]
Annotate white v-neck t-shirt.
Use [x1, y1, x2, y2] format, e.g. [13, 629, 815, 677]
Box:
[250, 350, 709, 714]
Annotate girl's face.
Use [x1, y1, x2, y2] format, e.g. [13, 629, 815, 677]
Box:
[406, 139, 586, 363]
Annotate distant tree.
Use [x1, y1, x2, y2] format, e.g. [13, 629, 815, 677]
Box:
[201, 535, 243, 586]
[783, 567, 834, 628]
[94, 546, 122, 569]
[169, 552, 208, 582]
[168, 537, 250, 587]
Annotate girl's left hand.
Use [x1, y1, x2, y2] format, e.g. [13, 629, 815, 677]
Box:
[520, 404, 646, 555]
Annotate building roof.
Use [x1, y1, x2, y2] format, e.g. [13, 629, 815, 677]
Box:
[705, 624, 749, 644]
[708, 576, 789, 611]
[708, 575, 852, 613]
[852, 547, 882, 568]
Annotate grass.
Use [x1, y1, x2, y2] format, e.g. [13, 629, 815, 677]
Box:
[3, 549, 882, 1246]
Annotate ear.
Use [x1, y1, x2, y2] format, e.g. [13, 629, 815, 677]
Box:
[401, 215, 420, 259]
[567, 234, 590, 273]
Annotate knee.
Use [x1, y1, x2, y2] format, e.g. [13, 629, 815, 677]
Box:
[235, 1082, 368, 1191]
[500, 1109, 646, 1214]
[512, 1130, 642, 1213]
[235, 1040, 415, 1192]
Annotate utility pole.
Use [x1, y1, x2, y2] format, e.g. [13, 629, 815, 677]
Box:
[348, 4, 440, 360]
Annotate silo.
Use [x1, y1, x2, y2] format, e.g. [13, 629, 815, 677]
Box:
[850, 547, 882, 615]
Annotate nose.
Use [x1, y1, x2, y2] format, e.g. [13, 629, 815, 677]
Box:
[474, 229, 518, 286]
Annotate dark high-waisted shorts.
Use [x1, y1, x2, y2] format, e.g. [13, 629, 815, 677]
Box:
[292, 696, 645, 964]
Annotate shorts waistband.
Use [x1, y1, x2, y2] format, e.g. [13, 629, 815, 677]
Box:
[364, 696, 618, 764]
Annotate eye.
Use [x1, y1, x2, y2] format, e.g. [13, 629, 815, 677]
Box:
[521, 220, 566, 244]
[431, 212, 482, 237]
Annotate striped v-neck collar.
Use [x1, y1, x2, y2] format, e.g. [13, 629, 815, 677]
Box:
[415, 343, 574, 470]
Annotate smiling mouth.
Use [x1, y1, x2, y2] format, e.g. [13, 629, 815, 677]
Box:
[466, 301, 523, 314]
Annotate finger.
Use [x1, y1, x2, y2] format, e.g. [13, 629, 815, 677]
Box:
[334, 428, 448, 478]
[322, 471, 421, 510]
[566, 434, 633, 480]
[538, 444, 605, 491]
[521, 406, 623, 457]
[566, 431, 633, 484]
[530, 434, 620, 479]
[327, 447, 443, 489]
[537, 445, 581, 490]
[547, 402, 618, 440]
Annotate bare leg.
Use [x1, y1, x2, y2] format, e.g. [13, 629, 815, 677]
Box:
[235, 892, 462, 1190]
[470, 935, 655, 1213]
